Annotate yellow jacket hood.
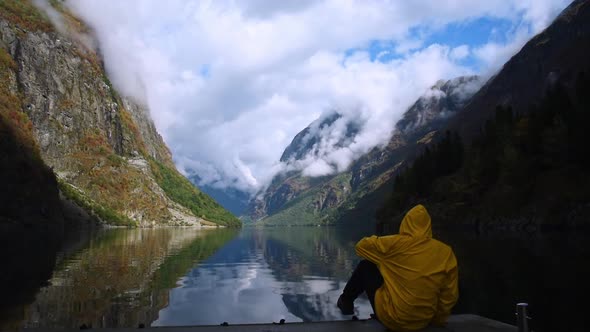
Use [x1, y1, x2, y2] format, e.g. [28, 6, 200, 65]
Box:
[399, 204, 432, 238]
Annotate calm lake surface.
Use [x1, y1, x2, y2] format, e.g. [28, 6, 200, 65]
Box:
[2, 226, 589, 331]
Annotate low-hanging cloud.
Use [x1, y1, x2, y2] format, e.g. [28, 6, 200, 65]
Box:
[33, 0, 97, 51]
[63, 0, 571, 196]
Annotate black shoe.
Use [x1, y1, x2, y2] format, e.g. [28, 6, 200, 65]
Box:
[337, 295, 354, 315]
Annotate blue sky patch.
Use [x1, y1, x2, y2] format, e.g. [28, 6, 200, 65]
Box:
[200, 64, 211, 78]
[344, 14, 530, 71]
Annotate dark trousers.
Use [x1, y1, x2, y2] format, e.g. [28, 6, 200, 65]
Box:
[342, 259, 384, 312]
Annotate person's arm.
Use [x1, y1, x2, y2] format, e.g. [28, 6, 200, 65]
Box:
[355, 235, 388, 265]
[432, 252, 459, 326]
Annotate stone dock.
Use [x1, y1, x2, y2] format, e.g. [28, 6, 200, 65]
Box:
[24, 315, 516, 332]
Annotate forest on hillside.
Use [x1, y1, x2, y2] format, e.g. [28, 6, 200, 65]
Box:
[377, 71, 590, 232]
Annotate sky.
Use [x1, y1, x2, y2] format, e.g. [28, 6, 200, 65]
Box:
[63, 0, 572, 196]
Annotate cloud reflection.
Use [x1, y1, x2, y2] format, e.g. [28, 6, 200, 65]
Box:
[152, 229, 372, 326]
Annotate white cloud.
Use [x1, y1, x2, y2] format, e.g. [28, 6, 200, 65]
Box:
[472, 0, 571, 74]
[450, 45, 470, 60]
[516, 0, 573, 33]
[64, 0, 572, 195]
[33, 0, 66, 33]
[472, 27, 532, 75]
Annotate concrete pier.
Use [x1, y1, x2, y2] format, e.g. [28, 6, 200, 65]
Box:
[24, 315, 515, 332]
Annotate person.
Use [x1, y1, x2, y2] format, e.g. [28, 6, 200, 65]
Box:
[337, 204, 458, 331]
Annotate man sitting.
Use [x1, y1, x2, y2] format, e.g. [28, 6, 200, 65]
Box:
[337, 204, 459, 331]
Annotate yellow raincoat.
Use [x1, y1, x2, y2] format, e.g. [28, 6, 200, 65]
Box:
[355, 205, 458, 331]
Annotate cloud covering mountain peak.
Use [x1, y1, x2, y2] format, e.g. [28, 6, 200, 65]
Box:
[64, 0, 572, 195]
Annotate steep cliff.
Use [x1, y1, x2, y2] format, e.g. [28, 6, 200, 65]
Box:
[0, 1, 65, 319]
[0, 44, 65, 321]
[0, 0, 238, 227]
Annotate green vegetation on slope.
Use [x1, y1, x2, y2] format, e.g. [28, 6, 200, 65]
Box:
[260, 188, 323, 226]
[67, 129, 173, 226]
[0, 0, 53, 32]
[260, 173, 351, 226]
[378, 72, 590, 229]
[149, 158, 241, 227]
[58, 179, 137, 227]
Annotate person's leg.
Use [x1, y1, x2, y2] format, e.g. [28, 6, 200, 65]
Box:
[361, 261, 384, 311]
[338, 260, 384, 314]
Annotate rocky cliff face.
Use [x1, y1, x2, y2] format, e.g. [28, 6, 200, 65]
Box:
[395, 76, 482, 133]
[247, 76, 481, 225]
[0, 0, 238, 227]
[0, 1, 66, 317]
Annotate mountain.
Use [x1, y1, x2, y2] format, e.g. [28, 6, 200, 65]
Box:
[0, 0, 239, 228]
[450, 0, 590, 141]
[246, 75, 482, 225]
[190, 174, 251, 216]
[280, 112, 361, 163]
[375, 0, 590, 232]
[349, 75, 482, 191]
[250, 0, 590, 230]
[395, 76, 484, 134]
[245, 109, 364, 222]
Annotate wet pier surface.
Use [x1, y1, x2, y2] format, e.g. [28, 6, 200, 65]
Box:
[24, 315, 515, 332]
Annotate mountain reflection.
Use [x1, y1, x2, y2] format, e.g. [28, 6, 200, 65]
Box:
[8, 225, 589, 330]
[22, 228, 237, 328]
[152, 227, 373, 326]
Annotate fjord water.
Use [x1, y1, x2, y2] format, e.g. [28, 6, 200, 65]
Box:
[152, 227, 374, 326]
[6, 227, 374, 328]
[3, 227, 588, 331]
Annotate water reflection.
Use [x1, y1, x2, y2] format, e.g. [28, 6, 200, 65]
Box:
[152, 227, 374, 326]
[21, 227, 237, 328]
[154, 227, 590, 331]
[5, 224, 584, 331]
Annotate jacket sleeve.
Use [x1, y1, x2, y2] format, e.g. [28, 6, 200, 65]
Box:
[355, 235, 388, 265]
[432, 252, 459, 326]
